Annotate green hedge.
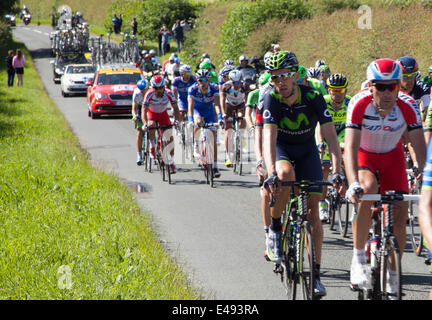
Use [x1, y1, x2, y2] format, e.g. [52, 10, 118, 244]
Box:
[220, 0, 312, 61]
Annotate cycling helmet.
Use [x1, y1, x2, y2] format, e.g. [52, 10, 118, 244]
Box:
[149, 49, 156, 55]
[265, 51, 299, 72]
[239, 54, 249, 63]
[137, 79, 148, 90]
[141, 50, 148, 56]
[76, 12, 82, 17]
[199, 61, 212, 70]
[179, 65, 192, 74]
[169, 53, 177, 61]
[224, 59, 235, 67]
[263, 52, 273, 66]
[297, 65, 307, 79]
[258, 72, 271, 85]
[219, 65, 234, 77]
[315, 59, 327, 69]
[196, 69, 211, 79]
[202, 53, 210, 59]
[396, 56, 419, 74]
[366, 58, 402, 82]
[228, 69, 242, 82]
[150, 75, 165, 88]
[428, 65, 432, 74]
[327, 73, 348, 89]
[173, 57, 180, 63]
[319, 64, 330, 74]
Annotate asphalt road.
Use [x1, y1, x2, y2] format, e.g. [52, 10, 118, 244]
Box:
[12, 24, 432, 300]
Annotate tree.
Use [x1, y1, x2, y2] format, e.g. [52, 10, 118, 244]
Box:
[0, 0, 18, 17]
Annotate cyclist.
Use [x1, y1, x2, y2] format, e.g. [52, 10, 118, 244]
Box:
[318, 64, 331, 92]
[397, 56, 430, 122]
[297, 65, 327, 96]
[344, 58, 426, 294]
[220, 69, 247, 167]
[199, 60, 218, 84]
[245, 70, 273, 250]
[195, 53, 216, 72]
[419, 139, 432, 299]
[188, 69, 223, 178]
[172, 65, 196, 121]
[142, 75, 180, 173]
[421, 65, 432, 86]
[262, 51, 343, 297]
[132, 79, 149, 166]
[236, 54, 252, 71]
[316, 74, 351, 221]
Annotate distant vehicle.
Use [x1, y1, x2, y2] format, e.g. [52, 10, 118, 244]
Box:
[4, 14, 16, 26]
[50, 53, 88, 83]
[22, 13, 31, 25]
[60, 64, 95, 97]
[86, 64, 143, 119]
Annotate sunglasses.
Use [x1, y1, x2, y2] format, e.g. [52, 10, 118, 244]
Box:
[154, 86, 165, 90]
[232, 81, 242, 85]
[402, 71, 417, 79]
[198, 78, 209, 83]
[330, 88, 346, 93]
[271, 72, 296, 83]
[181, 72, 192, 76]
[371, 82, 399, 92]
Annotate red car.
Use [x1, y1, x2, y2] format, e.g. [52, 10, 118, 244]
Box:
[86, 65, 143, 119]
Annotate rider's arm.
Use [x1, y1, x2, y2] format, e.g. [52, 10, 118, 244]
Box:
[263, 124, 278, 176]
[245, 106, 254, 129]
[344, 127, 361, 185]
[219, 86, 227, 116]
[187, 95, 195, 122]
[419, 140, 432, 254]
[407, 127, 427, 173]
[320, 122, 342, 174]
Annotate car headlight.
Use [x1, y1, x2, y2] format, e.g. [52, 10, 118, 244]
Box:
[55, 68, 63, 74]
[95, 92, 107, 100]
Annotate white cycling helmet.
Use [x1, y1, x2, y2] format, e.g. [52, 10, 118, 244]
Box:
[239, 54, 249, 63]
[180, 65, 192, 74]
[229, 69, 242, 82]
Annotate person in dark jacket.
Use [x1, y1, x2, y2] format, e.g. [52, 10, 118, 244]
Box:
[172, 20, 184, 53]
[5, 50, 15, 87]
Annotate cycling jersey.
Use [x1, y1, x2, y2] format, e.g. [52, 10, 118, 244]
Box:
[221, 81, 247, 107]
[422, 139, 432, 190]
[188, 82, 219, 117]
[143, 88, 177, 113]
[255, 83, 272, 127]
[172, 75, 196, 111]
[321, 94, 351, 163]
[263, 85, 333, 145]
[307, 78, 327, 97]
[132, 87, 145, 117]
[346, 89, 421, 154]
[246, 88, 260, 109]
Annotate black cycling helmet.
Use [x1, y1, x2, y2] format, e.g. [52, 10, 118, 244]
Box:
[396, 56, 419, 74]
[327, 73, 348, 89]
[265, 51, 299, 72]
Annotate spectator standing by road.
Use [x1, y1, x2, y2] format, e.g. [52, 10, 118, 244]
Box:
[131, 16, 138, 35]
[12, 49, 25, 87]
[172, 20, 184, 53]
[5, 50, 15, 87]
[159, 25, 171, 57]
[118, 14, 123, 33]
[112, 13, 120, 34]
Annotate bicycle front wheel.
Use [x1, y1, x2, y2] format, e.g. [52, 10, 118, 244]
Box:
[299, 221, 316, 300]
[282, 222, 296, 300]
[380, 236, 402, 300]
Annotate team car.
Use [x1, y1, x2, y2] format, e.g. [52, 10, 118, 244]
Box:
[50, 53, 88, 83]
[86, 64, 143, 119]
[60, 64, 95, 97]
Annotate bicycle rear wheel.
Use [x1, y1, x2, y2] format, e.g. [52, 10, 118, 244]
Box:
[380, 236, 402, 300]
[408, 204, 423, 255]
[338, 201, 350, 237]
[299, 221, 316, 300]
[282, 222, 297, 299]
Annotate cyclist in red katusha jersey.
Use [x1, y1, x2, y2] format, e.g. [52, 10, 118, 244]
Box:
[344, 58, 426, 296]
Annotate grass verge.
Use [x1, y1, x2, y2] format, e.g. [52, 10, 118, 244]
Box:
[0, 38, 199, 300]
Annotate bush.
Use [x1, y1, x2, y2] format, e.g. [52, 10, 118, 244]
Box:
[220, 0, 312, 61]
[105, 0, 201, 40]
[0, 21, 12, 54]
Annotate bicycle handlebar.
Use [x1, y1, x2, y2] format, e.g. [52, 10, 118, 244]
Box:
[359, 193, 420, 202]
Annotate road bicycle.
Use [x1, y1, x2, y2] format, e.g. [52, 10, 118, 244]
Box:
[193, 123, 218, 188]
[350, 191, 420, 300]
[327, 185, 350, 237]
[231, 113, 243, 175]
[144, 122, 174, 184]
[265, 180, 333, 300]
[406, 168, 423, 256]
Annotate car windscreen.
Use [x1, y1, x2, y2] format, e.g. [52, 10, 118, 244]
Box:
[97, 73, 142, 85]
[66, 66, 95, 74]
[59, 55, 88, 66]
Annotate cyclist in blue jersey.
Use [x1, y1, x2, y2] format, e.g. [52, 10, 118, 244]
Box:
[188, 69, 224, 177]
[262, 51, 343, 297]
[419, 139, 432, 299]
[172, 64, 196, 121]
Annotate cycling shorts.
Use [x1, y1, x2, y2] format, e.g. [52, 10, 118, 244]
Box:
[193, 108, 216, 124]
[358, 142, 408, 194]
[276, 139, 323, 193]
[226, 103, 245, 118]
[147, 110, 172, 126]
[178, 99, 188, 112]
